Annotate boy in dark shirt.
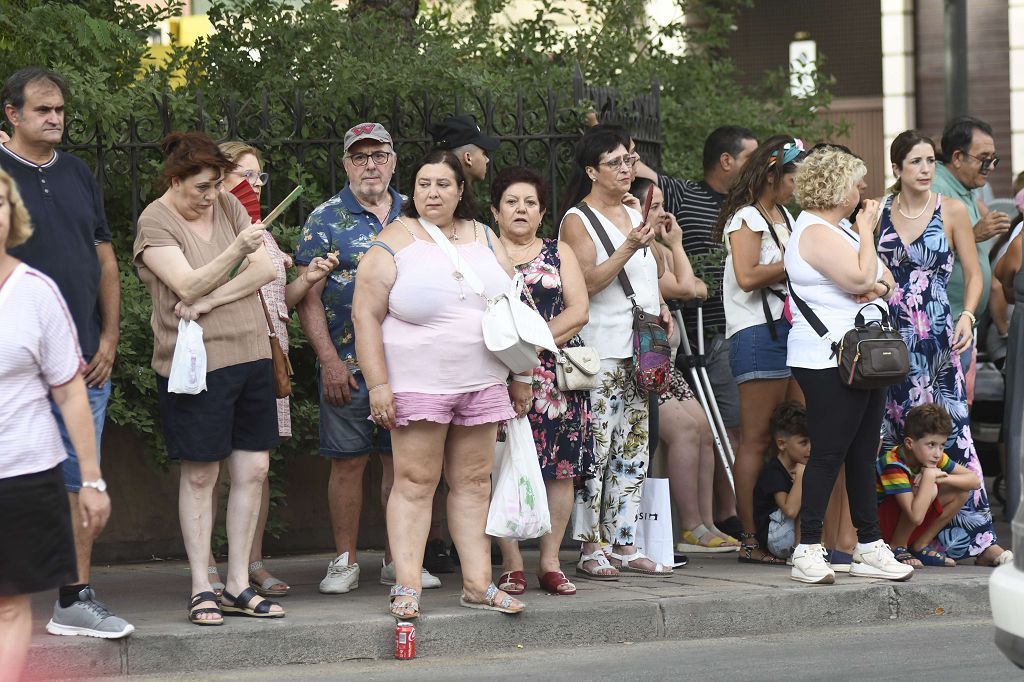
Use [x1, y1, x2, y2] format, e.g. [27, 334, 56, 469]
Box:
[753, 402, 810, 560]
[876, 404, 980, 567]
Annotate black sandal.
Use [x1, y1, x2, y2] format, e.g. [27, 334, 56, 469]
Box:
[221, 586, 285, 618]
[737, 533, 785, 566]
[189, 591, 224, 626]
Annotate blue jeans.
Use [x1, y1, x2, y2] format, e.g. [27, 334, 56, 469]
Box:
[50, 379, 111, 492]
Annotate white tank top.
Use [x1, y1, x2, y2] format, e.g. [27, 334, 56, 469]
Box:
[563, 204, 660, 360]
[785, 211, 883, 369]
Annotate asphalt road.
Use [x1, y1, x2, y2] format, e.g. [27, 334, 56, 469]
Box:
[83, 617, 1018, 681]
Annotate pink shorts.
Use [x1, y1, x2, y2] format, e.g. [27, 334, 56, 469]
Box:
[392, 385, 515, 427]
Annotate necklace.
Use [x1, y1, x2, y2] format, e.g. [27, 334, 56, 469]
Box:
[896, 191, 931, 220]
[502, 236, 539, 263]
[756, 201, 779, 224]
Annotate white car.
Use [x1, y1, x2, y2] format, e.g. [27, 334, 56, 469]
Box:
[991, 524, 1024, 667]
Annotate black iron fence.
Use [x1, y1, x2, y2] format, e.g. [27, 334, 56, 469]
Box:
[63, 67, 661, 233]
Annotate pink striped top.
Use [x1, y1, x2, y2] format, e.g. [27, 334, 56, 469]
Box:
[0, 264, 84, 479]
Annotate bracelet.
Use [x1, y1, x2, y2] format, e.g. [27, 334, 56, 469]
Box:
[959, 310, 977, 326]
[511, 374, 533, 384]
[367, 383, 389, 393]
[877, 280, 891, 298]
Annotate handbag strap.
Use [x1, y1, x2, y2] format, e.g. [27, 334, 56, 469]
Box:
[256, 290, 279, 339]
[576, 202, 638, 307]
[750, 204, 790, 340]
[416, 217, 486, 297]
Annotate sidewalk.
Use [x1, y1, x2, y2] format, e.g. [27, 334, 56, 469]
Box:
[23, 546, 996, 680]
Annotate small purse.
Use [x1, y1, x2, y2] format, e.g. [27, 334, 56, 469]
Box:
[556, 346, 601, 391]
[258, 290, 293, 399]
[577, 202, 671, 394]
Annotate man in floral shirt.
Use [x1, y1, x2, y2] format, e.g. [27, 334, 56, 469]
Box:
[296, 123, 440, 594]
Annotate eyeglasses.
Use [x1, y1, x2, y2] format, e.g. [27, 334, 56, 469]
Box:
[231, 170, 269, 185]
[346, 151, 394, 166]
[769, 139, 805, 167]
[960, 150, 999, 172]
[598, 154, 636, 171]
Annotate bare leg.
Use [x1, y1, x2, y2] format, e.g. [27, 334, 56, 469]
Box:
[380, 453, 394, 563]
[327, 455, 369, 563]
[539, 478, 574, 575]
[661, 398, 704, 531]
[909, 488, 970, 567]
[0, 596, 31, 682]
[735, 379, 792, 536]
[248, 477, 286, 590]
[223, 450, 281, 614]
[428, 485, 446, 541]
[66, 493, 95, 584]
[206, 465, 225, 587]
[179, 461, 219, 621]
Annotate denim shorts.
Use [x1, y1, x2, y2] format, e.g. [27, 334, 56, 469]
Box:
[319, 370, 392, 459]
[49, 376, 111, 493]
[728, 320, 792, 384]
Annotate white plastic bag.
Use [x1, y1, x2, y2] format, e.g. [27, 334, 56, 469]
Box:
[634, 477, 675, 567]
[167, 319, 207, 395]
[486, 416, 551, 539]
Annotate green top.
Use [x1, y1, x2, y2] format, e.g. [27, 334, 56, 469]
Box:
[931, 162, 991, 318]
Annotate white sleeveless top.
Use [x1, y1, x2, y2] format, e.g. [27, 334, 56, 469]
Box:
[722, 204, 793, 338]
[563, 204, 660, 360]
[785, 210, 883, 369]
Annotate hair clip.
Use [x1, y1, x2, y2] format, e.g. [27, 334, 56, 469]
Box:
[769, 138, 805, 166]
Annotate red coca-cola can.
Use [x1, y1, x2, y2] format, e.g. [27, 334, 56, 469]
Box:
[395, 621, 416, 659]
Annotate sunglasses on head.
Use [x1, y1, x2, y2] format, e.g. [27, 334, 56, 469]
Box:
[769, 139, 805, 167]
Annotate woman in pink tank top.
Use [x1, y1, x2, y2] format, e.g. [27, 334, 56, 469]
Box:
[353, 150, 529, 619]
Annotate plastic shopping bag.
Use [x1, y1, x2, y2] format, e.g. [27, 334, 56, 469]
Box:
[486, 416, 551, 540]
[167, 319, 208, 395]
[634, 477, 674, 568]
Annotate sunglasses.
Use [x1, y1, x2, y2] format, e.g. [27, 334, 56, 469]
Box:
[961, 150, 999, 172]
[769, 139, 805, 167]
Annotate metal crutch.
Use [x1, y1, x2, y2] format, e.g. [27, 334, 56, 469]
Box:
[672, 301, 735, 491]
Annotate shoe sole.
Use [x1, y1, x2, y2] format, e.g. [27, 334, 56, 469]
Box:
[675, 542, 739, 554]
[319, 583, 358, 594]
[790, 571, 835, 584]
[380, 578, 442, 589]
[849, 564, 913, 581]
[830, 564, 852, 573]
[46, 620, 135, 639]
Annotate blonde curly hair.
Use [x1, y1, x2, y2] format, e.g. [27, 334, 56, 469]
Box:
[794, 147, 866, 211]
[0, 169, 33, 248]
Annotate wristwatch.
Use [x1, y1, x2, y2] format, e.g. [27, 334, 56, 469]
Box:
[81, 478, 108, 493]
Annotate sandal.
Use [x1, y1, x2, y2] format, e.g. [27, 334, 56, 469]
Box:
[676, 524, 740, 553]
[221, 587, 285, 619]
[737, 533, 785, 565]
[498, 570, 527, 595]
[606, 549, 672, 576]
[576, 550, 619, 581]
[208, 565, 225, 598]
[389, 584, 420, 620]
[460, 584, 525, 614]
[539, 570, 576, 595]
[909, 546, 954, 567]
[249, 560, 289, 597]
[188, 591, 223, 626]
[893, 546, 923, 568]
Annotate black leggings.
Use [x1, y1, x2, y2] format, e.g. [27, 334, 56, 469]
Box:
[792, 367, 886, 545]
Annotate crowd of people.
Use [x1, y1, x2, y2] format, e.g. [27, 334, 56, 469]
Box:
[2, 63, 1022, 673]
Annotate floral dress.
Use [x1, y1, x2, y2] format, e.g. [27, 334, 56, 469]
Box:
[877, 195, 997, 559]
[517, 239, 595, 480]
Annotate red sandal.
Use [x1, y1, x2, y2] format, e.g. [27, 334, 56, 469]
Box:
[498, 570, 527, 595]
[538, 570, 576, 596]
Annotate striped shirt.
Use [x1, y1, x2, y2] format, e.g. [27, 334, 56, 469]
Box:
[0, 264, 84, 479]
[658, 175, 727, 335]
[875, 445, 956, 501]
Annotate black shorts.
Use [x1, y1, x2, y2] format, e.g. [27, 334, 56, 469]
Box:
[156, 359, 280, 461]
[0, 465, 77, 596]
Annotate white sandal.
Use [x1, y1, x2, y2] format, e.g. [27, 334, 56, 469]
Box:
[607, 549, 672, 576]
[576, 550, 620, 581]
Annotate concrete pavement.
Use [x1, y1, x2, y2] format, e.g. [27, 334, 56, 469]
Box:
[22, 548, 997, 679]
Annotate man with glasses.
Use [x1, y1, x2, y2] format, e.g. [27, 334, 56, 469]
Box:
[933, 117, 1012, 384]
[295, 122, 442, 595]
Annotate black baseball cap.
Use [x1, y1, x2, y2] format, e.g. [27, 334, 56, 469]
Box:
[429, 115, 500, 152]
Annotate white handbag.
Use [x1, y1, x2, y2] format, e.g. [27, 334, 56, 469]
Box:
[556, 346, 601, 391]
[418, 219, 557, 373]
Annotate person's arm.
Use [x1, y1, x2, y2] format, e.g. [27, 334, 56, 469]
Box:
[946, 198, 983, 352]
[140, 222, 267, 304]
[632, 157, 658, 183]
[656, 214, 699, 301]
[284, 253, 339, 309]
[174, 245, 276, 319]
[774, 463, 805, 519]
[51, 375, 111, 531]
[801, 199, 883, 295]
[560, 211, 655, 296]
[893, 467, 940, 526]
[82, 241, 120, 388]
[995, 231, 1022, 303]
[352, 243, 398, 429]
[488, 226, 515, 277]
[938, 461, 981, 491]
[973, 197, 1011, 243]
[729, 222, 786, 292]
[547, 241, 589, 346]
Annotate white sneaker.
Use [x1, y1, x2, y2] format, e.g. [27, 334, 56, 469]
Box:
[790, 543, 835, 584]
[850, 540, 914, 581]
[379, 560, 441, 589]
[319, 552, 360, 594]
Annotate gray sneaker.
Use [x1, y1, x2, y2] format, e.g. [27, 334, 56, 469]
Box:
[46, 587, 134, 639]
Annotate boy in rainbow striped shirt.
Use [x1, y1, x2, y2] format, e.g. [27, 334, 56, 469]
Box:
[876, 404, 980, 568]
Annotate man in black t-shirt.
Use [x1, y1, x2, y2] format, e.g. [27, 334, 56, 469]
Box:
[1, 67, 130, 638]
[635, 126, 757, 537]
